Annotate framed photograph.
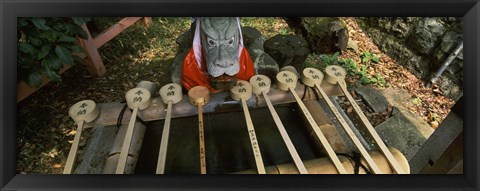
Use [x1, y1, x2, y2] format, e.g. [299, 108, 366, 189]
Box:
[2, 0, 479, 190]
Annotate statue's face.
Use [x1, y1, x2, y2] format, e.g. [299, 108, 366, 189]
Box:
[200, 17, 240, 78]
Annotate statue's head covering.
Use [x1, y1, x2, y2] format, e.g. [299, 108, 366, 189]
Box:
[192, 17, 244, 70]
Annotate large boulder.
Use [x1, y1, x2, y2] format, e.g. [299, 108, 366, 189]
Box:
[390, 18, 417, 38]
[363, 17, 417, 38]
[170, 29, 193, 85]
[263, 34, 310, 72]
[283, 17, 349, 53]
[405, 55, 430, 80]
[436, 74, 463, 100]
[170, 51, 189, 85]
[242, 27, 280, 80]
[249, 49, 279, 80]
[408, 18, 446, 55]
[242, 26, 266, 51]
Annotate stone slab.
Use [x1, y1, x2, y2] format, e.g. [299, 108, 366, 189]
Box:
[355, 86, 391, 113]
[74, 126, 118, 174]
[375, 107, 433, 161]
[354, 86, 434, 161]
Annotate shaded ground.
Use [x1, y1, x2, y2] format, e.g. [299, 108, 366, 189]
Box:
[17, 17, 455, 174]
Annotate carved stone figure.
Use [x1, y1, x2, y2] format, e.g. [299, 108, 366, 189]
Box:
[171, 17, 279, 92]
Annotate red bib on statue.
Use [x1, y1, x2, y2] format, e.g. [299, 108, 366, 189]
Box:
[181, 47, 255, 92]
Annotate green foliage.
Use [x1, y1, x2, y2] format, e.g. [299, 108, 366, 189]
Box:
[333, 53, 389, 87]
[360, 51, 380, 64]
[358, 66, 371, 84]
[341, 58, 358, 76]
[17, 17, 90, 87]
[355, 66, 389, 87]
[320, 52, 340, 65]
[372, 74, 388, 87]
[241, 17, 293, 39]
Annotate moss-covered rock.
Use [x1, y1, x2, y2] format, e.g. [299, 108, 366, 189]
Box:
[263, 34, 310, 72]
[284, 17, 349, 53]
[408, 18, 446, 54]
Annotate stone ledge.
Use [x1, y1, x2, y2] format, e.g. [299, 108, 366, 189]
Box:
[354, 86, 434, 160]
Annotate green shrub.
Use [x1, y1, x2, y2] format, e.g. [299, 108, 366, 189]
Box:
[320, 51, 340, 65]
[342, 60, 389, 87]
[360, 51, 380, 64]
[341, 58, 358, 76]
[17, 17, 90, 87]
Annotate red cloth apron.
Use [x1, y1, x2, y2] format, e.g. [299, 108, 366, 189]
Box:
[181, 47, 255, 92]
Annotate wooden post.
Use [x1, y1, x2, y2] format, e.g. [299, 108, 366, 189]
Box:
[79, 17, 146, 77]
[80, 24, 106, 77]
[17, 64, 74, 103]
[142, 17, 152, 28]
[92, 17, 143, 49]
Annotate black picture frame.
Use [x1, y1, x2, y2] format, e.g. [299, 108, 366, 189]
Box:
[1, 0, 479, 190]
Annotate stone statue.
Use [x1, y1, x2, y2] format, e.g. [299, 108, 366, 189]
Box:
[171, 17, 279, 92]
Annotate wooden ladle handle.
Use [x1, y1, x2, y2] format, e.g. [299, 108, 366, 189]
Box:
[197, 103, 207, 174]
[241, 98, 266, 174]
[156, 101, 173, 174]
[63, 120, 84, 174]
[116, 106, 139, 174]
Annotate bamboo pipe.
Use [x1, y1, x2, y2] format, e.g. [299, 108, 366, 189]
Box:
[234, 147, 410, 174]
[102, 122, 146, 174]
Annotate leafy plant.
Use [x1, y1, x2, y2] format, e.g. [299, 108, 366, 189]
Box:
[358, 66, 370, 84]
[372, 74, 389, 87]
[357, 67, 389, 87]
[375, 74, 390, 87]
[17, 17, 90, 87]
[360, 51, 380, 64]
[320, 52, 340, 65]
[308, 51, 389, 87]
[341, 58, 358, 76]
